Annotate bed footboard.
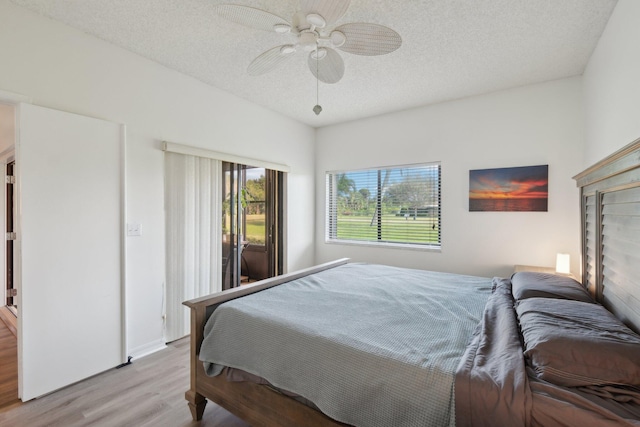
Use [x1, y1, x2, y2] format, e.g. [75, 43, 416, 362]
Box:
[183, 258, 350, 424]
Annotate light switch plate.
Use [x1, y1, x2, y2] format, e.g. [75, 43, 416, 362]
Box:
[127, 222, 142, 236]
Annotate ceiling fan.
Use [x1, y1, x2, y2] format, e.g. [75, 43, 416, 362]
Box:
[214, 0, 403, 84]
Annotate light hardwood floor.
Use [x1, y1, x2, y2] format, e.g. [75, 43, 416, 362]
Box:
[0, 316, 19, 410]
[0, 336, 251, 427]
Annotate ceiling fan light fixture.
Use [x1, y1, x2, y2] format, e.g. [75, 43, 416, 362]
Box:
[311, 48, 327, 60]
[280, 45, 296, 55]
[330, 31, 346, 47]
[273, 23, 291, 33]
[306, 13, 326, 28]
[299, 31, 318, 51]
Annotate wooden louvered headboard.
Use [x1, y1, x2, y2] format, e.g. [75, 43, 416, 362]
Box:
[574, 137, 640, 333]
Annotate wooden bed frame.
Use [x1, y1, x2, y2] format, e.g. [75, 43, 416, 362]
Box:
[184, 137, 640, 426]
[573, 137, 640, 333]
[183, 258, 351, 426]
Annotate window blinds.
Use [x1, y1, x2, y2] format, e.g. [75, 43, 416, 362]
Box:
[165, 152, 221, 342]
[326, 163, 441, 247]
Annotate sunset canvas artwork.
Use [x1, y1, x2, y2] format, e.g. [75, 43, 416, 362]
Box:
[469, 165, 548, 212]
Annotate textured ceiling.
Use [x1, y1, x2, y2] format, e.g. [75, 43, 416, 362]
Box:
[9, 0, 618, 127]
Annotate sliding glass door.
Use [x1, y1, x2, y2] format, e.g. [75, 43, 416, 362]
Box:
[221, 162, 242, 290]
[222, 162, 282, 290]
[163, 143, 287, 341]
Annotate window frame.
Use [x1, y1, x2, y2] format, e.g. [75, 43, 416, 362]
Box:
[325, 162, 441, 251]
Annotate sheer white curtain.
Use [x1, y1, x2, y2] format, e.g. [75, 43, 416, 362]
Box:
[165, 152, 221, 342]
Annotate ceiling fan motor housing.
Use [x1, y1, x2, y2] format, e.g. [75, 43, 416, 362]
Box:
[299, 31, 317, 51]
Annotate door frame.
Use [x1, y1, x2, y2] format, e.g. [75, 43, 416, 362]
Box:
[2, 155, 15, 313]
[0, 151, 11, 309]
[222, 164, 284, 288]
[0, 91, 27, 316]
[266, 169, 283, 278]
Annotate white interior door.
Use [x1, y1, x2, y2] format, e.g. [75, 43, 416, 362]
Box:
[17, 104, 123, 400]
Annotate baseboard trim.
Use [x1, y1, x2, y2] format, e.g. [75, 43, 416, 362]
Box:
[128, 339, 167, 361]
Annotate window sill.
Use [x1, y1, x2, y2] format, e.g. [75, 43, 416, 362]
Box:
[325, 239, 441, 253]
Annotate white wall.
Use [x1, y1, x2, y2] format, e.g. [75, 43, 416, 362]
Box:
[0, 104, 15, 154]
[316, 78, 584, 278]
[0, 0, 315, 358]
[583, 0, 640, 167]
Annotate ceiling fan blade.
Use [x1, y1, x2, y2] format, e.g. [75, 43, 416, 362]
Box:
[335, 23, 402, 56]
[308, 48, 344, 84]
[215, 4, 290, 32]
[248, 45, 296, 75]
[299, 0, 350, 26]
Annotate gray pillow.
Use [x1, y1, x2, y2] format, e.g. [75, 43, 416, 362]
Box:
[517, 297, 640, 387]
[511, 272, 593, 303]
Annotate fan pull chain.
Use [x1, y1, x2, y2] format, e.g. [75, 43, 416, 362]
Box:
[313, 42, 322, 115]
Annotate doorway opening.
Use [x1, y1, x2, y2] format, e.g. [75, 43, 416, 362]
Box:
[0, 101, 19, 409]
[0, 101, 17, 328]
[5, 161, 15, 315]
[221, 162, 283, 290]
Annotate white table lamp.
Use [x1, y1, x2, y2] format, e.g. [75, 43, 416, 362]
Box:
[556, 253, 571, 275]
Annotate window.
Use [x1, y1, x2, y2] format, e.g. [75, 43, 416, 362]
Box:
[326, 163, 441, 249]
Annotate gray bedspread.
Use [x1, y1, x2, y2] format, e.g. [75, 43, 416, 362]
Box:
[200, 263, 492, 427]
[455, 279, 640, 427]
[455, 278, 532, 427]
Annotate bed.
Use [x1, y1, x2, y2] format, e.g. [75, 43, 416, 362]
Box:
[184, 138, 640, 426]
